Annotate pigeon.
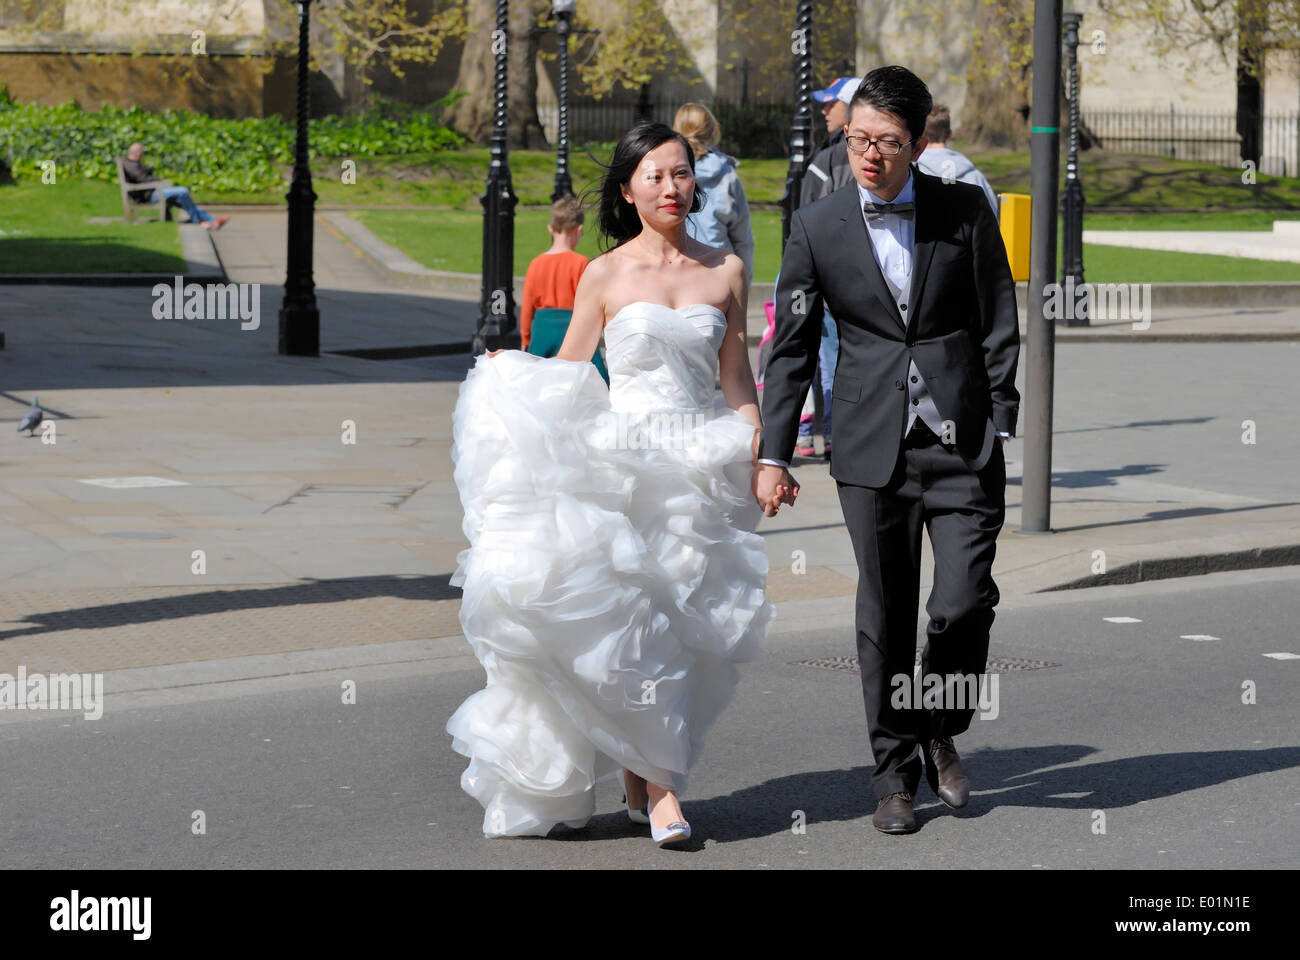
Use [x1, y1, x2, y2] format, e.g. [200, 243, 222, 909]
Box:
[17, 395, 42, 436]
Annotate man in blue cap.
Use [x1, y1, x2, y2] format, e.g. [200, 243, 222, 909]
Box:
[790, 75, 861, 462]
[801, 76, 861, 207]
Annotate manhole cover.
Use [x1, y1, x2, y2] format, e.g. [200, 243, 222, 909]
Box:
[790, 654, 1059, 674]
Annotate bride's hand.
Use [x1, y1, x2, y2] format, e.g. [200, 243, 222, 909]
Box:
[486, 349, 507, 358]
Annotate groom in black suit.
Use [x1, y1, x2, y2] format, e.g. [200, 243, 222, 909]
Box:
[754, 66, 1019, 834]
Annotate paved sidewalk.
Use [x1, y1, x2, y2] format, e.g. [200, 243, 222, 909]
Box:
[209, 208, 477, 352]
[1, 216, 1297, 680]
[1084, 220, 1300, 263]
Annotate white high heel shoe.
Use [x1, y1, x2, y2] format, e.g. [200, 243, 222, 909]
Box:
[648, 793, 691, 847]
[621, 770, 651, 824]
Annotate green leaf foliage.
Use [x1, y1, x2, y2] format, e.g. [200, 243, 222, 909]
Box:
[0, 96, 463, 193]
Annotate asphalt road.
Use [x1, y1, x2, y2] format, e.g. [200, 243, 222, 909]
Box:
[3, 566, 1296, 870]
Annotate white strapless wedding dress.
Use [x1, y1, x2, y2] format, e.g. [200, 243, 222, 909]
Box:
[446, 301, 775, 837]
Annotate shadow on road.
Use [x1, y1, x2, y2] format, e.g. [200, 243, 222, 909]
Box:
[1006, 463, 1165, 488]
[542, 745, 1300, 845]
[1054, 501, 1300, 533]
[0, 574, 461, 643]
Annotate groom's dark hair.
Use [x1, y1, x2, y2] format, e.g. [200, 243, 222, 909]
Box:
[848, 66, 933, 142]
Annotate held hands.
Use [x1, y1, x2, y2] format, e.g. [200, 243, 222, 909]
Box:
[751, 462, 799, 518]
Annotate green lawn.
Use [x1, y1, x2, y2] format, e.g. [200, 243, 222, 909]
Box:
[963, 146, 1300, 212]
[1080, 210, 1300, 231]
[238, 143, 1300, 213]
[356, 208, 605, 276]
[361, 205, 1300, 283]
[346, 143, 1300, 283]
[202, 145, 791, 209]
[8, 142, 1300, 278]
[0, 178, 187, 274]
[1073, 244, 1300, 282]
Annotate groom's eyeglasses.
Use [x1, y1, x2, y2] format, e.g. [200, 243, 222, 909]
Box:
[845, 135, 913, 156]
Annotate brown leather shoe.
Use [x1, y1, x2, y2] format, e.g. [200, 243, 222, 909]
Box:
[872, 792, 917, 834]
[924, 736, 970, 809]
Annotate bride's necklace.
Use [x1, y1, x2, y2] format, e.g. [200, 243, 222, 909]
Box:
[634, 240, 686, 266]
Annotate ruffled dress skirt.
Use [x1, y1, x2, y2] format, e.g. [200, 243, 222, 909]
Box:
[446, 349, 774, 837]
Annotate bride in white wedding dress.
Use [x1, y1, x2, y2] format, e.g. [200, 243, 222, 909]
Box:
[447, 122, 794, 845]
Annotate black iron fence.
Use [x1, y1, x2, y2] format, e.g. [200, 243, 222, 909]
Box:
[536, 97, 800, 159]
[1083, 108, 1300, 177]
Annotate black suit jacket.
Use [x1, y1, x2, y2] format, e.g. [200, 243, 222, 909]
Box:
[759, 166, 1020, 488]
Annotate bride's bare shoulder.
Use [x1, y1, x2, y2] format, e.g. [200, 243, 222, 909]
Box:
[577, 250, 632, 322]
[689, 239, 743, 281]
[711, 249, 746, 295]
[576, 250, 616, 294]
[581, 249, 627, 288]
[717, 249, 745, 278]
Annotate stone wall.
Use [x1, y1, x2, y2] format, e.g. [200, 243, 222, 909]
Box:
[0, 50, 294, 117]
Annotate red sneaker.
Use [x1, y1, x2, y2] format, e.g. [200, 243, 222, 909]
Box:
[212, 216, 230, 231]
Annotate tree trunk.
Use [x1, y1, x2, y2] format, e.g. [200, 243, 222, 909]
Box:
[1236, 1, 1266, 167]
[444, 0, 547, 148]
[960, 0, 1033, 149]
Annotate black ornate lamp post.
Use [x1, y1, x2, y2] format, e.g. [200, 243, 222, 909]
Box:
[475, 0, 519, 356]
[280, 0, 320, 356]
[1060, 11, 1087, 325]
[550, 0, 575, 201]
[780, 0, 813, 251]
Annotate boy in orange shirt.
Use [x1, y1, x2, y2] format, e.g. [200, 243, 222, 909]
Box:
[520, 196, 608, 382]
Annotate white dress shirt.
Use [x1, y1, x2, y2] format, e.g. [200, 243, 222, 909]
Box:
[856, 173, 947, 440]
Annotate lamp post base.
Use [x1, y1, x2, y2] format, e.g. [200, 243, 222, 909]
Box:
[279, 303, 320, 356]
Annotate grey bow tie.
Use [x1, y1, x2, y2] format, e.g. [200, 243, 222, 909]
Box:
[862, 201, 915, 221]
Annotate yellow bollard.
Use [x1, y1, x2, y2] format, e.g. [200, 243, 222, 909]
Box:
[999, 192, 1031, 282]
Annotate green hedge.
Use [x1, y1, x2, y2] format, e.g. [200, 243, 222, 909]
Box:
[0, 90, 463, 194]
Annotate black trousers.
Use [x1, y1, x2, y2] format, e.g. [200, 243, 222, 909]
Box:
[836, 419, 1006, 801]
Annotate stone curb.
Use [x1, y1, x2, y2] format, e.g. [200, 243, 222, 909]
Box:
[1014, 280, 1300, 310]
[1038, 543, 1300, 592]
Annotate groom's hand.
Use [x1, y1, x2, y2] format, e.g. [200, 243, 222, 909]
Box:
[753, 463, 799, 517]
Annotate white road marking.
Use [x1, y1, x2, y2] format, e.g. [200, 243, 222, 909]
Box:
[1180, 634, 1220, 641]
[1262, 652, 1300, 660]
[78, 476, 189, 488]
[1104, 616, 1142, 623]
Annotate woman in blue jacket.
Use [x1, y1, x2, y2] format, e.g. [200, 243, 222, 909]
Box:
[673, 103, 755, 283]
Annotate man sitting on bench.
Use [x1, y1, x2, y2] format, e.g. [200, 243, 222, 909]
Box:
[121, 142, 229, 230]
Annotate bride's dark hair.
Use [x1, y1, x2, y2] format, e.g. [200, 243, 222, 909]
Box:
[594, 121, 706, 251]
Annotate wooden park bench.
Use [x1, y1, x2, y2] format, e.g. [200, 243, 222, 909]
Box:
[116, 156, 173, 223]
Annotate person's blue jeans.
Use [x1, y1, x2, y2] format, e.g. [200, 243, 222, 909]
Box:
[819, 311, 839, 445]
[151, 186, 213, 224]
[798, 311, 839, 446]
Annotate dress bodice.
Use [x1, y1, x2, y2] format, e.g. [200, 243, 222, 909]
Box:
[603, 302, 727, 413]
